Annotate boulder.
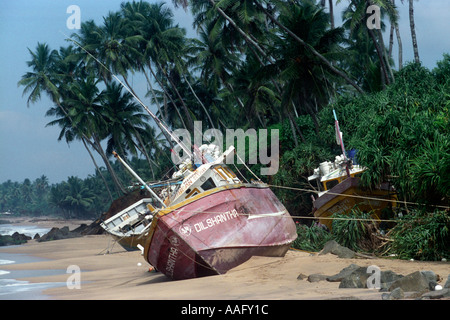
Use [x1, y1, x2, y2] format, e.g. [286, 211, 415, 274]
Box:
[389, 271, 430, 293]
[382, 287, 405, 300]
[319, 240, 356, 259]
[420, 270, 438, 283]
[379, 270, 404, 291]
[327, 264, 361, 282]
[444, 274, 450, 289]
[336, 264, 403, 289]
[297, 273, 308, 280]
[38, 226, 72, 242]
[338, 266, 369, 288]
[421, 288, 450, 300]
[12, 231, 31, 242]
[307, 274, 329, 283]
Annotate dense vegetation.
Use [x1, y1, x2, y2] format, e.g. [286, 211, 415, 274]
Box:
[1, 1, 448, 259]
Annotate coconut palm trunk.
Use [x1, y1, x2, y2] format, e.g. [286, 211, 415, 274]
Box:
[409, 0, 420, 63]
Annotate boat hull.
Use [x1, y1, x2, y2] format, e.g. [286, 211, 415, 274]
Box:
[313, 177, 396, 229]
[110, 234, 146, 252]
[144, 184, 297, 280]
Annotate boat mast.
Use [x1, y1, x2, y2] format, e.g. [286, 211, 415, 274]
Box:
[333, 110, 351, 177]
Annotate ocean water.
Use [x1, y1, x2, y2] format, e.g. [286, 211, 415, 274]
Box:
[0, 225, 66, 300]
[0, 224, 51, 238]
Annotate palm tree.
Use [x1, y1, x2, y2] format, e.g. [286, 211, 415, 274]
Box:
[408, 0, 420, 63]
[339, 0, 398, 87]
[272, 0, 346, 134]
[252, 0, 365, 93]
[54, 176, 96, 218]
[189, 23, 241, 101]
[18, 42, 60, 106]
[65, 74, 127, 195]
[121, 2, 195, 133]
[388, 0, 402, 70]
[101, 81, 157, 179]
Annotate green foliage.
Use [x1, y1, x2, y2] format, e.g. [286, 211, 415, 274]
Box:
[0, 176, 53, 216]
[322, 61, 450, 207]
[389, 209, 450, 261]
[292, 222, 333, 252]
[331, 208, 374, 251]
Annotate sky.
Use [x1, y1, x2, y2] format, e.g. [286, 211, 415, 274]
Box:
[0, 0, 449, 184]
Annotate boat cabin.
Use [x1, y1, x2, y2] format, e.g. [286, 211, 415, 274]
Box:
[308, 155, 365, 197]
[167, 146, 241, 206]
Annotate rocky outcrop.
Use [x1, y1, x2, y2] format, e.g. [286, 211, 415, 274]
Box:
[37, 224, 91, 242]
[319, 240, 356, 259]
[298, 264, 450, 300]
[0, 232, 32, 246]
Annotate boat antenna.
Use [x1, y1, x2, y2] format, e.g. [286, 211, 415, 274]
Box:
[63, 33, 193, 160]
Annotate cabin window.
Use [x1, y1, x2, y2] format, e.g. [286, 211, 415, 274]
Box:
[200, 177, 216, 191]
[324, 179, 339, 191]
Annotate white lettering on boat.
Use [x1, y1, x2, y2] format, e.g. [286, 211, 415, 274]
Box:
[166, 246, 179, 278]
[194, 209, 239, 233]
[175, 164, 210, 200]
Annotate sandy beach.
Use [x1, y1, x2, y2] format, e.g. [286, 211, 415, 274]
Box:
[1, 218, 449, 302]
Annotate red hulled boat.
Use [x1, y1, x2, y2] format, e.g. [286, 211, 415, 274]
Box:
[145, 183, 296, 279]
[102, 145, 297, 280]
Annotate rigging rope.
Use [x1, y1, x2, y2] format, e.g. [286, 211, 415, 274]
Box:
[265, 183, 450, 210]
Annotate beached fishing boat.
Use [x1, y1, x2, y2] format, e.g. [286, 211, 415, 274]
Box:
[101, 144, 297, 280]
[308, 154, 396, 230]
[100, 198, 155, 251]
[307, 111, 396, 229]
[69, 36, 296, 280]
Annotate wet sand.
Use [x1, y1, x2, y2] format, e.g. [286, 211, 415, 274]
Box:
[1, 231, 449, 300]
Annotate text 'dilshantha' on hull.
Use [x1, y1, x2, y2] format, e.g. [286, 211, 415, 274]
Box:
[144, 185, 297, 280]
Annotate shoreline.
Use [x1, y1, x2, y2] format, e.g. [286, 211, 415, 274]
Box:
[1, 232, 449, 300]
[0, 216, 94, 230]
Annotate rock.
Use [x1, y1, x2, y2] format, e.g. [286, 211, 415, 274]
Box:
[33, 233, 40, 240]
[38, 226, 72, 242]
[0, 232, 31, 246]
[382, 287, 405, 300]
[390, 287, 405, 300]
[336, 264, 403, 290]
[319, 240, 356, 259]
[420, 270, 438, 283]
[339, 267, 369, 288]
[389, 271, 430, 293]
[12, 231, 31, 242]
[379, 270, 404, 291]
[421, 288, 450, 300]
[444, 275, 450, 289]
[327, 264, 361, 282]
[308, 274, 329, 282]
[297, 273, 308, 280]
[428, 281, 438, 291]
